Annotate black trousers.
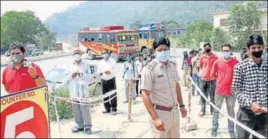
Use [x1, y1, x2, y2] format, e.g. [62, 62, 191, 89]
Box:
[200, 80, 216, 114]
[236, 107, 268, 139]
[101, 77, 117, 112]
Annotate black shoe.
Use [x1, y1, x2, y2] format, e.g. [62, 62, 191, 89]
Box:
[84, 128, 92, 134]
[111, 111, 117, 115]
[72, 127, 84, 133]
[211, 130, 217, 137]
[102, 110, 110, 114]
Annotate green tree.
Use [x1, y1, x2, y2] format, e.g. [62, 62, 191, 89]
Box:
[176, 20, 213, 48]
[228, 1, 260, 50]
[186, 20, 213, 47]
[1, 10, 56, 50]
[129, 20, 141, 30]
[34, 31, 57, 51]
[211, 27, 230, 51]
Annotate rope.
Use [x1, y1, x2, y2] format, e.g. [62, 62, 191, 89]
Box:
[49, 90, 117, 105]
[188, 75, 266, 139]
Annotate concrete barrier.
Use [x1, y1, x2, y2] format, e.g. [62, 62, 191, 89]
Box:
[1, 52, 72, 67]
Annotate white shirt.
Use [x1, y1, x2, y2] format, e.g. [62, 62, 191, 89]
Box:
[97, 58, 116, 81]
[135, 60, 143, 76]
[68, 60, 95, 98]
[123, 62, 134, 80]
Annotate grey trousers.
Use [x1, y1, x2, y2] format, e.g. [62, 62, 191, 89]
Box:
[212, 94, 235, 133]
[124, 79, 136, 101]
[72, 102, 92, 129]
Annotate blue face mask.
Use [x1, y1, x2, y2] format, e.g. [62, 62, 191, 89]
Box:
[155, 50, 170, 62]
[223, 52, 231, 58]
[102, 53, 109, 59]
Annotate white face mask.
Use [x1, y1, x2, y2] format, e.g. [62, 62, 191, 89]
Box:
[74, 54, 81, 61]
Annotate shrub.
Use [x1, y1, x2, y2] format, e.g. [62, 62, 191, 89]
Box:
[48, 83, 102, 121]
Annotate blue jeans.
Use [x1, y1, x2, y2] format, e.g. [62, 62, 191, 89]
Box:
[192, 74, 200, 95]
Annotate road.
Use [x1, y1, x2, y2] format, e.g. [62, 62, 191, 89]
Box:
[0, 48, 241, 138]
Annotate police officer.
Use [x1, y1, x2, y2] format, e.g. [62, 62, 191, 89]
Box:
[141, 37, 187, 138]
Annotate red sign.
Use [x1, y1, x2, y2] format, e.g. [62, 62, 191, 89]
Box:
[1, 87, 49, 138]
[1, 101, 48, 138]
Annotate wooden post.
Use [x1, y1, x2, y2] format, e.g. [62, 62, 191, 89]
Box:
[128, 79, 132, 121]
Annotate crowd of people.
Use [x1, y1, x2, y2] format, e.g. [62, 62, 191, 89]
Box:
[1, 34, 267, 138]
[180, 35, 267, 138]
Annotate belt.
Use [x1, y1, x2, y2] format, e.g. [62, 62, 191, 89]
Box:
[153, 104, 178, 112]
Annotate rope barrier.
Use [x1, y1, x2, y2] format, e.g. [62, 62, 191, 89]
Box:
[188, 75, 266, 139]
[49, 90, 117, 105]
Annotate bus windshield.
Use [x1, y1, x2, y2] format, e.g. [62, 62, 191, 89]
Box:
[117, 34, 138, 44]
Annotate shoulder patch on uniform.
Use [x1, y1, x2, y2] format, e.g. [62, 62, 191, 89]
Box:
[146, 61, 157, 70]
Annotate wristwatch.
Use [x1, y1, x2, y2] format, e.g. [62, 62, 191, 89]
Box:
[33, 75, 39, 80]
[179, 104, 185, 108]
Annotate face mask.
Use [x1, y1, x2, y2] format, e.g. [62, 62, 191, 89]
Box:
[252, 50, 263, 58]
[74, 54, 81, 61]
[223, 52, 231, 58]
[155, 50, 170, 62]
[127, 57, 131, 63]
[205, 49, 211, 53]
[11, 54, 23, 64]
[102, 53, 109, 59]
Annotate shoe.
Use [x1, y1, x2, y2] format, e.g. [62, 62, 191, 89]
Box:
[112, 111, 117, 115]
[84, 128, 92, 135]
[102, 110, 110, 114]
[199, 111, 205, 117]
[211, 130, 217, 137]
[229, 132, 236, 139]
[72, 127, 84, 133]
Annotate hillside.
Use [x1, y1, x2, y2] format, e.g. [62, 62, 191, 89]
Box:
[44, 1, 243, 40]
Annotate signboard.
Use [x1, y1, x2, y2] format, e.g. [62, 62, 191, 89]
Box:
[0, 86, 49, 138]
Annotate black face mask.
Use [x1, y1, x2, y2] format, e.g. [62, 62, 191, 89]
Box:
[252, 50, 263, 58]
[205, 49, 211, 53]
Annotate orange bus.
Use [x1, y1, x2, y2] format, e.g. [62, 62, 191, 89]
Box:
[78, 25, 140, 61]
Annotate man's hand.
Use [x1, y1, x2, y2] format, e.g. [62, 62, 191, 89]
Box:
[251, 103, 265, 114]
[72, 72, 78, 78]
[153, 118, 165, 131]
[28, 67, 38, 78]
[104, 70, 111, 74]
[180, 107, 187, 118]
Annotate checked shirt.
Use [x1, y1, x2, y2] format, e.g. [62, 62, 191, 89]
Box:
[232, 57, 268, 109]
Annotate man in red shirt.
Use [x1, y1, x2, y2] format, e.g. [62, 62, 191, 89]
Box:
[2, 42, 46, 94]
[199, 43, 218, 116]
[210, 44, 239, 138]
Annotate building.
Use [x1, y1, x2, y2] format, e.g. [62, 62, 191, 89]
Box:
[165, 20, 186, 37]
[211, 8, 267, 42]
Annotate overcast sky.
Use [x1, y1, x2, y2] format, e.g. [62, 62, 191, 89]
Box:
[1, 1, 84, 21]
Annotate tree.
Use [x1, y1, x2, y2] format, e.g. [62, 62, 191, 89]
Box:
[211, 27, 230, 51]
[1, 10, 55, 50]
[228, 1, 260, 50]
[179, 20, 213, 48]
[129, 20, 141, 30]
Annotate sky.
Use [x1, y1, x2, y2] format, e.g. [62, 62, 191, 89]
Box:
[1, 1, 84, 21]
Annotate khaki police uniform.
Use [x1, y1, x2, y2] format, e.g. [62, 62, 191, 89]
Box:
[141, 59, 181, 138]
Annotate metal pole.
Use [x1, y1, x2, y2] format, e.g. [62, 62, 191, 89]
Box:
[53, 97, 62, 138]
[128, 79, 133, 121]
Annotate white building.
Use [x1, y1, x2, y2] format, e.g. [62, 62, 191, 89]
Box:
[211, 8, 267, 42]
